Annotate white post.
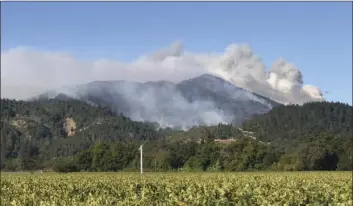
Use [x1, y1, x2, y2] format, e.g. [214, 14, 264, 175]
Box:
[140, 145, 143, 175]
[139, 140, 147, 175]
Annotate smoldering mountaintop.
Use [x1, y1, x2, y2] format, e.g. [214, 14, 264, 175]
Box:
[2, 42, 324, 129]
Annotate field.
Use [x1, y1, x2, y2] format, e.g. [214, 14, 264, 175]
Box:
[1, 172, 352, 206]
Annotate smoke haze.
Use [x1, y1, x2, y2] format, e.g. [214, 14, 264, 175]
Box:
[1, 41, 324, 105]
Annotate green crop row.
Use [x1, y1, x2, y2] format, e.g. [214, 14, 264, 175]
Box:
[1, 172, 351, 206]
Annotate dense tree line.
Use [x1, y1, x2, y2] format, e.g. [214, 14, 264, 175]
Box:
[0, 98, 351, 171]
[0, 98, 161, 170]
[54, 137, 274, 172]
[242, 101, 352, 170]
[52, 136, 341, 173]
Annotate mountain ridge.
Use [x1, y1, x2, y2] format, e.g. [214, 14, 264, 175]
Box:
[34, 73, 281, 129]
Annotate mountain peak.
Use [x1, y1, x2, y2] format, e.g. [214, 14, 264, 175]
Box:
[34, 73, 280, 129]
[185, 73, 232, 83]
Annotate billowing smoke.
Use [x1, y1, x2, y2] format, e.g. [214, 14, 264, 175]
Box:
[90, 80, 234, 130]
[193, 44, 324, 105]
[1, 42, 324, 129]
[1, 41, 324, 105]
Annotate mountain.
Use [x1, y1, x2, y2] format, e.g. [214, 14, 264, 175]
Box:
[35, 74, 281, 129]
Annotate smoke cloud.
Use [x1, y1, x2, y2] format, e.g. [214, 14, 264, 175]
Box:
[1, 41, 324, 105]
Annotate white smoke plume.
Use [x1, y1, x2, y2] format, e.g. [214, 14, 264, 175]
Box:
[1, 41, 324, 105]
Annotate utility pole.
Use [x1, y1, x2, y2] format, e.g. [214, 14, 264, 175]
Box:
[139, 140, 147, 175]
[139, 145, 143, 174]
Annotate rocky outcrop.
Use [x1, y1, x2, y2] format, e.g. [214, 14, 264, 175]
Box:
[63, 117, 76, 137]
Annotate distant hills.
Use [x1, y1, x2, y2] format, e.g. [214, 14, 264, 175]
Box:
[34, 74, 281, 129]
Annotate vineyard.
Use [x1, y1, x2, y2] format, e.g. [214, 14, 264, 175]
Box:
[1, 172, 352, 206]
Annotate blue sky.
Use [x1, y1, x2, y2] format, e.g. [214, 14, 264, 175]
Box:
[1, 2, 352, 104]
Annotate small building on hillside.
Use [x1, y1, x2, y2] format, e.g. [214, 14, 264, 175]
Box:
[214, 139, 236, 144]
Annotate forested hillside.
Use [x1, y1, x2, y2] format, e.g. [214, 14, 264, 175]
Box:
[0, 98, 161, 170]
[0, 99, 351, 172]
[242, 101, 352, 170]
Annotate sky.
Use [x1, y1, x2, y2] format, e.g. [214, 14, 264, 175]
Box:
[1, 2, 352, 105]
